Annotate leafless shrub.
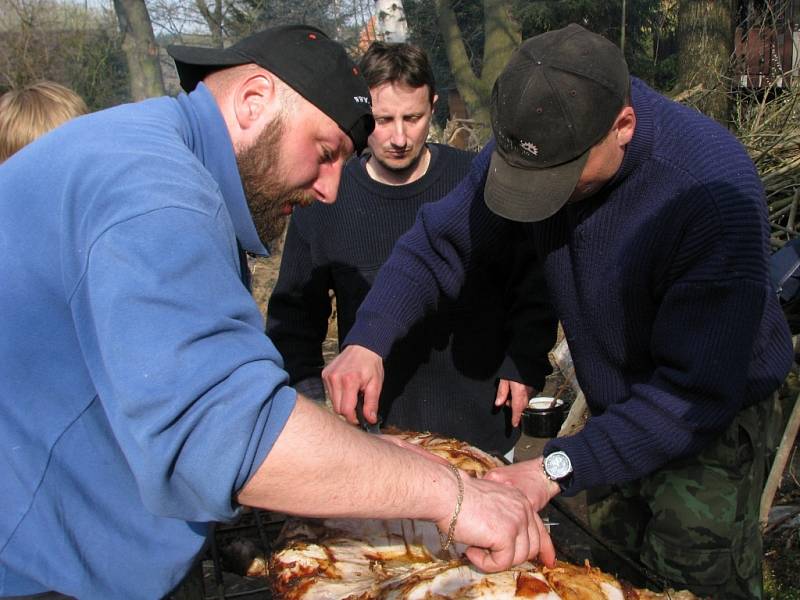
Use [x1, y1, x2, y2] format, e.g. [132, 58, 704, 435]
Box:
[0, 0, 128, 108]
[434, 117, 485, 153]
[730, 79, 800, 248]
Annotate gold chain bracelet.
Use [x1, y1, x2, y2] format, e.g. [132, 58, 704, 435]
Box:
[439, 464, 464, 553]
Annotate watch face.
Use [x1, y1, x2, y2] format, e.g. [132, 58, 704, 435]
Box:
[544, 451, 572, 480]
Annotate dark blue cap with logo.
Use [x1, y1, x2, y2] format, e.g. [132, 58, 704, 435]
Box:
[485, 24, 629, 222]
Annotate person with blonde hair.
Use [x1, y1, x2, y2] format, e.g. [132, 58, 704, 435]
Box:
[0, 80, 88, 162]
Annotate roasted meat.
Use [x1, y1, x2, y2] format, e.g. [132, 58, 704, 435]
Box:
[269, 431, 698, 600]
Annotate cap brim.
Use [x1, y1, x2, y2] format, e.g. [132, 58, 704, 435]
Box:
[167, 45, 249, 92]
[484, 149, 589, 222]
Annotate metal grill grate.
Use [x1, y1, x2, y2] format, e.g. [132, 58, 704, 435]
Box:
[170, 510, 284, 600]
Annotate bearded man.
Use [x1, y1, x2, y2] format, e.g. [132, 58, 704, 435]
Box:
[0, 25, 554, 600]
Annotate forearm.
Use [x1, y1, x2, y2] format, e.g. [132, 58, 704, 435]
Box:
[242, 395, 559, 572]
[238, 395, 454, 523]
[484, 456, 560, 512]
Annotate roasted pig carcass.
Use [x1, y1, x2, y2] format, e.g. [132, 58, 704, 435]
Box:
[269, 431, 698, 600]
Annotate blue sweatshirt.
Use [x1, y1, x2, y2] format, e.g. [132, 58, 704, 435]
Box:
[345, 78, 793, 496]
[0, 85, 296, 598]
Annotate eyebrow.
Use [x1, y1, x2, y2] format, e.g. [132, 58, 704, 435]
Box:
[336, 135, 354, 157]
[374, 111, 424, 117]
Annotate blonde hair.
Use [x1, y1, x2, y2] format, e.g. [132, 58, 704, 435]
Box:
[0, 81, 88, 162]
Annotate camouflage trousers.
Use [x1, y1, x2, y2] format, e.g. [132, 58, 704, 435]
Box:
[586, 395, 782, 600]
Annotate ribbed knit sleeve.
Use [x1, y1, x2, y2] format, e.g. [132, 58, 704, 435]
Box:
[290, 145, 544, 452]
[343, 77, 792, 491]
[344, 144, 510, 355]
[542, 78, 793, 495]
[546, 182, 777, 493]
[498, 233, 558, 389]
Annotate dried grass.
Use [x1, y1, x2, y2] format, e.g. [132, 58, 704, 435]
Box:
[730, 80, 800, 249]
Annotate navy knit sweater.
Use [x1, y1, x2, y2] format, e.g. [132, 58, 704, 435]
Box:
[345, 79, 793, 494]
[267, 144, 557, 454]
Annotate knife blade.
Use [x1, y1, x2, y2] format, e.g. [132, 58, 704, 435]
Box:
[356, 393, 381, 434]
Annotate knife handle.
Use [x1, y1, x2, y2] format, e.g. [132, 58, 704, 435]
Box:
[356, 393, 381, 434]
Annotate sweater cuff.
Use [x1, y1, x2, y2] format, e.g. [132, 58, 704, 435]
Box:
[497, 355, 549, 391]
[342, 311, 407, 358]
[294, 377, 326, 403]
[543, 433, 603, 497]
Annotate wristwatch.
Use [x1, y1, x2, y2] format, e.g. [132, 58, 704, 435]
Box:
[542, 450, 573, 491]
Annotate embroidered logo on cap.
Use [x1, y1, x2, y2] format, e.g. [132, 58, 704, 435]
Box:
[520, 141, 539, 156]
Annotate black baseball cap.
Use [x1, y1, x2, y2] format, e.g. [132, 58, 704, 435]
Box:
[167, 25, 374, 154]
[484, 24, 629, 222]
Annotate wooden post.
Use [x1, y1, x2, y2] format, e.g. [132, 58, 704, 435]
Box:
[550, 337, 589, 437]
[760, 391, 800, 528]
[446, 87, 470, 150]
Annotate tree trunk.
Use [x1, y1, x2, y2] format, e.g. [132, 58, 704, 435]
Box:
[434, 0, 520, 140]
[676, 0, 735, 124]
[375, 0, 408, 43]
[195, 0, 224, 48]
[113, 0, 165, 101]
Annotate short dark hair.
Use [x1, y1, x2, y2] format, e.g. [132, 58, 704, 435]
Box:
[358, 42, 436, 105]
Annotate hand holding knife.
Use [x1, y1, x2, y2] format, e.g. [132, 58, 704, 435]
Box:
[356, 392, 382, 434]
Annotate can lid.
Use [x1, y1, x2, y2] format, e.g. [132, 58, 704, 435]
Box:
[527, 397, 564, 411]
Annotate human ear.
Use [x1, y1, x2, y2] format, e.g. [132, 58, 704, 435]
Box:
[614, 106, 636, 147]
[233, 71, 276, 131]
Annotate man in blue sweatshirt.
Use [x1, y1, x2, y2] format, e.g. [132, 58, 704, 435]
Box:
[323, 24, 793, 599]
[0, 25, 555, 599]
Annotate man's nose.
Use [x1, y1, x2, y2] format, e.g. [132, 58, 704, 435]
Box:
[312, 163, 342, 204]
[390, 121, 407, 148]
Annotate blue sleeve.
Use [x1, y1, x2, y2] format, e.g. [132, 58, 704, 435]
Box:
[498, 233, 558, 389]
[69, 205, 295, 522]
[548, 281, 767, 495]
[344, 141, 512, 356]
[546, 179, 785, 495]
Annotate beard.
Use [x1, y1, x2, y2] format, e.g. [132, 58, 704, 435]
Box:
[236, 115, 313, 245]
